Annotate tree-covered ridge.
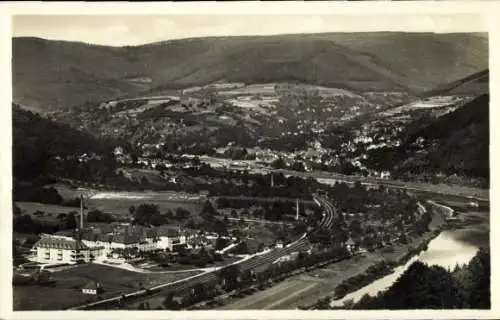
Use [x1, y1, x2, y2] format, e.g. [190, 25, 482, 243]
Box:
[347, 248, 490, 309]
[363, 94, 489, 182]
[13, 34, 487, 112]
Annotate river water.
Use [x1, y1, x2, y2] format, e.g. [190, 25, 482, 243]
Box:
[330, 208, 489, 307]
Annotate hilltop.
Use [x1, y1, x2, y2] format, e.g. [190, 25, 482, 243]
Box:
[421, 69, 489, 97]
[12, 32, 487, 112]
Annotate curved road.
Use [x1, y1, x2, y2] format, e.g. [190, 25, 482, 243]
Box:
[71, 194, 335, 310]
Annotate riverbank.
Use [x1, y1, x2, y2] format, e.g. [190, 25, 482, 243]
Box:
[321, 201, 489, 308]
[328, 229, 442, 303]
[218, 199, 449, 310]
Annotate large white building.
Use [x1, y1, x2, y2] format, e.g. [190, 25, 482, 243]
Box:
[30, 235, 104, 264]
[30, 221, 214, 264]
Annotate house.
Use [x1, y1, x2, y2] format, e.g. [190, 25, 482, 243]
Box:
[82, 281, 103, 295]
[345, 238, 356, 254]
[275, 240, 284, 249]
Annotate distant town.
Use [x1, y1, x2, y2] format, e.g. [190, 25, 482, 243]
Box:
[12, 30, 490, 311]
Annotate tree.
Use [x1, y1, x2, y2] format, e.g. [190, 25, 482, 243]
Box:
[87, 209, 114, 223]
[56, 212, 67, 220]
[129, 205, 136, 215]
[175, 208, 191, 220]
[218, 264, 241, 291]
[200, 200, 218, 220]
[465, 248, 490, 308]
[163, 293, 180, 310]
[291, 161, 305, 172]
[234, 241, 249, 254]
[134, 203, 160, 226]
[212, 219, 228, 236]
[65, 212, 77, 230]
[13, 203, 22, 216]
[215, 237, 229, 251]
[271, 157, 287, 170]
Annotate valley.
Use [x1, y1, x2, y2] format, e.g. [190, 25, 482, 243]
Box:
[11, 30, 490, 312]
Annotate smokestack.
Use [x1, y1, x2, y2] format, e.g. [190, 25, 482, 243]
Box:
[271, 173, 274, 188]
[80, 193, 84, 230]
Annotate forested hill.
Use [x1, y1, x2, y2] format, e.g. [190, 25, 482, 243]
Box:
[399, 94, 489, 178]
[12, 104, 117, 181]
[13, 33, 487, 112]
[365, 94, 489, 183]
[421, 69, 489, 97]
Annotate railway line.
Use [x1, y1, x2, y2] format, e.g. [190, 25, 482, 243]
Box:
[71, 194, 337, 310]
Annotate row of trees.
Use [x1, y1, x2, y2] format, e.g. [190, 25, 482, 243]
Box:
[216, 198, 314, 222]
[337, 248, 491, 309]
[131, 203, 192, 227]
[334, 261, 397, 299]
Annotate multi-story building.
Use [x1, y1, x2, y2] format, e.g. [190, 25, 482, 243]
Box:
[30, 235, 104, 264]
[31, 221, 208, 264]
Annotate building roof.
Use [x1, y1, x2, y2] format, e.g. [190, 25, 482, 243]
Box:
[53, 230, 75, 237]
[346, 238, 355, 245]
[34, 236, 89, 250]
[96, 234, 113, 242]
[154, 226, 181, 238]
[88, 223, 116, 234]
[112, 234, 140, 245]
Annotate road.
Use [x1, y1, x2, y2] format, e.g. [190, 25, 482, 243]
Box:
[70, 194, 335, 310]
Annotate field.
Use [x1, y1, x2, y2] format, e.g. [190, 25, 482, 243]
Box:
[13, 263, 200, 310]
[16, 202, 80, 224]
[87, 196, 203, 217]
[20, 183, 206, 218]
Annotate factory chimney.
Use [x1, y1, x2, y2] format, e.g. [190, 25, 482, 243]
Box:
[80, 193, 84, 230]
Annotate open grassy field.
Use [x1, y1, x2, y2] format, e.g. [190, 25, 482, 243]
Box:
[48, 182, 205, 216]
[221, 278, 322, 310]
[13, 263, 200, 310]
[87, 197, 203, 216]
[16, 196, 203, 221]
[16, 202, 79, 224]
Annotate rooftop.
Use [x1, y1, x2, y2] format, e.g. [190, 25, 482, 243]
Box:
[33, 236, 89, 250]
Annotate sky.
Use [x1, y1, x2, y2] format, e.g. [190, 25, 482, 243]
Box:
[12, 14, 488, 47]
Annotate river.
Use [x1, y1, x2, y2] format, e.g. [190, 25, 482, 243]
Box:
[330, 206, 489, 307]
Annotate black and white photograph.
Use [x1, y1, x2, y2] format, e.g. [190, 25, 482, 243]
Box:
[2, 5, 494, 317]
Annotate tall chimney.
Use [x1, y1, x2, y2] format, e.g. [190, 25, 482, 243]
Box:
[80, 193, 84, 230]
[270, 173, 274, 188]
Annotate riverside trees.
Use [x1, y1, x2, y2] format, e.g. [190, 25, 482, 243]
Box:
[338, 248, 491, 310]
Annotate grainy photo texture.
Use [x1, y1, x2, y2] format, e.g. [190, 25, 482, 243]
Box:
[11, 15, 489, 311]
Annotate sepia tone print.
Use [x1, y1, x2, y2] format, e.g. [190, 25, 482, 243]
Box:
[11, 15, 489, 311]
